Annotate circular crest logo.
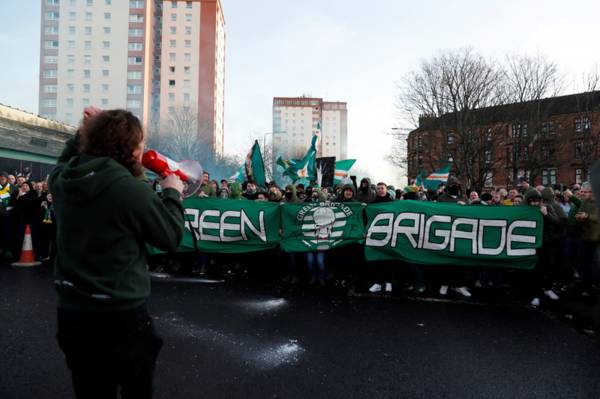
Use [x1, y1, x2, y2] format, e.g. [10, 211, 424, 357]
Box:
[299, 204, 348, 250]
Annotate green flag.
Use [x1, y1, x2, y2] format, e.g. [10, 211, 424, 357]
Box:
[276, 135, 318, 182]
[245, 140, 266, 187]
[333, 159, 356, 185]
[280, 202, 365, 252]
[422, 165, 450, 190]
[229, 165, 245, 182]
[364, 200, 542, 269]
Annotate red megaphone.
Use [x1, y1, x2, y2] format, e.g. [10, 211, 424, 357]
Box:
[142, 150, 202, 183]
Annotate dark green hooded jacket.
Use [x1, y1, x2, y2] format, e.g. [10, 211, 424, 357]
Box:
[283, 184, 301, 203]
[49, 134, 184, 311]
[541, 187, 566, 239]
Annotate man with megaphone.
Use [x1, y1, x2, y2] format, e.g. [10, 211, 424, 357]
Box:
[49, 107, 185, 399]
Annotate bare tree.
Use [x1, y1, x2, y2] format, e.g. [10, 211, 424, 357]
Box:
[501, 54, 564, 185]
[397, 47, 507, 191]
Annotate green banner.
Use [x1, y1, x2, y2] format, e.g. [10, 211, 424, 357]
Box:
[364, 201, 543, 269]
[280, 202, 365, 252]
[182, 198, 280, 253]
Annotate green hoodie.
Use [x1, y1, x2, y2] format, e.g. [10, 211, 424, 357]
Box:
[49, 134, 184, 311]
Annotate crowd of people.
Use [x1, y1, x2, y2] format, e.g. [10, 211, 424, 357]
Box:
[161, 171, 600, 307]
[0, 172, 56, 263]
[2, 159, 598, 308]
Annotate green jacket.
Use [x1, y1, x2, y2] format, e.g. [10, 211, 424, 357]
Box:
[579, 198, 599, 242]
[566, 196, 582, 237]
[49, 134, 184, 311]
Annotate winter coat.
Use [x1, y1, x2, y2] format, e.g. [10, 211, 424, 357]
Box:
[354, 178, 376, 203]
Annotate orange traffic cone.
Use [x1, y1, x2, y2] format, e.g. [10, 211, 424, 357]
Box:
[12, 224, 41, 267]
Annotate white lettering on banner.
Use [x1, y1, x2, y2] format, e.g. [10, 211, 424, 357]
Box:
[365, 213, 394, 247]
[366, 212, 538, 257]
[450, 218, 478, 254]
[506, 221, 536, 256]
[422, 215, 451, 251]
[185, 208, 267, 243]
[478, 220, 507, 255]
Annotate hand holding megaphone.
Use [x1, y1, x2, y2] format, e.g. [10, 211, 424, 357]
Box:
[161, 174, 184, 194]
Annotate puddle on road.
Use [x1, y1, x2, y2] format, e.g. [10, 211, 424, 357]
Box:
[159, 312, 304, 369]
[240, 298, 288, 313]
[150, 272, 224, 284]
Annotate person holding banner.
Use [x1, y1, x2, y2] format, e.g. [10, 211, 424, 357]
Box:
[50, 108, 185, 399]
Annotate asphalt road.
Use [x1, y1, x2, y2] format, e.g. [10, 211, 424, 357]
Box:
[1, 265, 599, 399]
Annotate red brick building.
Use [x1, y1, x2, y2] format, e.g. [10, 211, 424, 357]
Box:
[406, 91, 600, 189]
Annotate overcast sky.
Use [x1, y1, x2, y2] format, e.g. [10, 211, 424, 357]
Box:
[1, 0, 599, 186]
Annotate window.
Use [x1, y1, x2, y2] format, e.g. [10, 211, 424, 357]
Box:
[575, 142, 584, 159]
[103, 41, 110, 49]
[574, 117, 582, 133]
[44, 56, 58, 64]
[101, 98, 109, 106]
[68, 26, 76, 35]
[184, 40, 191, 48]
[67, 40, 75, 49]
[42, 99, 56, 107]
[127, 71, 142, 79]
[486, 128, 492, 142]
[82, 98, 90, 107]
[170, 26, 177, 34]
[446, 132, 454, 145]
[43, 85, 57, 93]
[576, 169, 583, 184]
[105, 0, 112, 4]
[66, 98, 74, 107]
[69, 11, 76, 20]
[102, 70, 109, 77]
[69, 0, 76, 5]
[168, 80, 176, 87]
[45, 11, 59, 20]
[85, 41, 92, 50]
[83, 83, 90, 93]
[102, 55, 110, 63]
[129, 14, 143, 22]
[184, 53, 191, 62]
[185, 26, 192, 35]
[45, 26, 59, 34]
[168, 106, 175, 114]
[127, 85, 142, 94]
[521, 123, 528, 137]
[129, 29, 143, 37]
[85, 12, 93, 21]
[104, 12, 111, 20]
[185, 13, 192, 22]
[129, 0, 144, 8]
[184, 93, 190, 103]
[128, 56, 142, 65]
[485, 150, 492, 164]
[169, 66, 175, 73]
[84, 55, 91, 64]
[184, 66, 191, 75]
[42, 69, 56, 78]
[45, 40, 59, 49]
[128, 42, 143, 51]
[583, 116, 591, 132]
[127, 100, 141, 108]
[86, 0, 93, 5]
[169, 53, 176, 62]
[46, 0, 60, 5]
[169, 40, 176, 48]
[186, 1, 192, 8]
[101, 84, 109, 92]
[168, 93, 175, 102]
[511, 123, 521, 138]
[67, 84, 74, 92]
[171, 1, 177, 8]
[484, 171, 493, 188]
[85, 26, 92, 36]
[171, 13, 177, 21]
[84, 70, 91, 79]
[542, 168, 557, 186]
[104, 27, 111, 34]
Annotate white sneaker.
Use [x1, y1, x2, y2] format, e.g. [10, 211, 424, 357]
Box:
[531, 297, 540, 307]
[369, 284, 382, 293]
[385, 282, 392, 293]
[544, 290, 559, 300]
[439, 285, 449, 296]
[454, 287, 472, 298]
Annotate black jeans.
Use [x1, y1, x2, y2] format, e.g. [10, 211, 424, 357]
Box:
[57, 304, 163, 399]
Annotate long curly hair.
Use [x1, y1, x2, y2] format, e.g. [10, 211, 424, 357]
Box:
[79, 109, 144, 177]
